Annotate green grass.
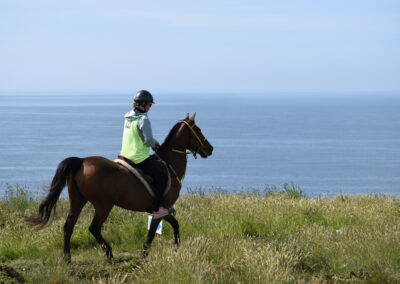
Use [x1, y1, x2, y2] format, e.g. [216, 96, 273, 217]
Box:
[1, 186, 400, 283]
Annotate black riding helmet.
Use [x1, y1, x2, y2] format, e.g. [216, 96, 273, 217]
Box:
[134, 90, 155, 104]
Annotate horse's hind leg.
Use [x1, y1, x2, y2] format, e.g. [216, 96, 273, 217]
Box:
[89, 205, 114, 261]
[64, 183, 87, 263]
[164, 215, 180, 246]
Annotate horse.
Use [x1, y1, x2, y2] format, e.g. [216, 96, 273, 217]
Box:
[26, 113, 213, 263]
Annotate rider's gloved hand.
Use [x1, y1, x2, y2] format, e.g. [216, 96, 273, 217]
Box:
[152, 142, 161, 151]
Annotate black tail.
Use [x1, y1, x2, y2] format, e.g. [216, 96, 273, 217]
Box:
[26, 157, 83, 228]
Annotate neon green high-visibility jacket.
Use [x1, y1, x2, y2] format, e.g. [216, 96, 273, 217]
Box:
[120, 111, 158, 164]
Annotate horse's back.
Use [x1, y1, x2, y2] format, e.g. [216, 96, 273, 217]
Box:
[81, 156, 119, 176]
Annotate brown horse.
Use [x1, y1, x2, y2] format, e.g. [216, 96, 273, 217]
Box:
[26, 113, 213, 263]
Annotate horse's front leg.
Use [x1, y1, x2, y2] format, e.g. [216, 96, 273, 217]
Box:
[142, 217, 162, 257]
[164, 215, 180, 246]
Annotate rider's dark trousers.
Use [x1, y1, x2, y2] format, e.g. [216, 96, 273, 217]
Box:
[136, 155, 168, 212]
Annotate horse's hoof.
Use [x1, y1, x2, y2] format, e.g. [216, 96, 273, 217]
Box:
[63, 254, 71, 264]
[141, 249, 149, 258]
[106, 252, 114, 264]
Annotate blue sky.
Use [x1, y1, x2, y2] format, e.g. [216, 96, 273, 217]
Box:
[1, 0, 399, 94]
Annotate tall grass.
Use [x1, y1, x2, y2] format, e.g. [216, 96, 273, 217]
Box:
[1, 185, 399, 283]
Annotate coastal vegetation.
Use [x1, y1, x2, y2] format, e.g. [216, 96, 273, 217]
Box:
[1, 184, 399, 283]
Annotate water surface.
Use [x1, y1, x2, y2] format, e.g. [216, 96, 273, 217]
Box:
[1, 93, 399, 197]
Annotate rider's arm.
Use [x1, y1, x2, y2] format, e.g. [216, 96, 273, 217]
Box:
[137, 116, 159, 148]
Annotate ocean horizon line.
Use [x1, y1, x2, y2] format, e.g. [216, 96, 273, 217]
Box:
[0, 89, 399, 98]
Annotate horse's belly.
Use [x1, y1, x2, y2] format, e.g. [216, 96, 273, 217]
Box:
[114, 188, 153, 212]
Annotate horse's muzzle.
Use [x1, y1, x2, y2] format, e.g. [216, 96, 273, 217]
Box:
[199, 145, 213, 158]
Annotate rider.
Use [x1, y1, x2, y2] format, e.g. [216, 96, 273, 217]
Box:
[119, 90, 169, 219]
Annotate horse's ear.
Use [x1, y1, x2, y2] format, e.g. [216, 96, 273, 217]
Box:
[190, 112, 197, 121]
[184, 113, 190, 120]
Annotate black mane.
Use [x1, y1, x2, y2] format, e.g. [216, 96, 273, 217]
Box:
[161, 121, 183, 147]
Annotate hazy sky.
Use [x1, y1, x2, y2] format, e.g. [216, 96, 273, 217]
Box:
[1, 0, 399, 94]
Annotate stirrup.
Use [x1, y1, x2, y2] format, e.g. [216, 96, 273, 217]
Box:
[152, 207, 169, 219]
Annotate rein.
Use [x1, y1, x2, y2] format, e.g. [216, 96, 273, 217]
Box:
[171, 149, 188, 154]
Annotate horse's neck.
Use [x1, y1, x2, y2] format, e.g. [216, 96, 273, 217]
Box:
[159, 124, 188, 190]
[159, 147, 187, 187]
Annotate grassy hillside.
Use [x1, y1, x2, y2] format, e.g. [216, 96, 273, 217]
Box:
[1, 185, 400, 283]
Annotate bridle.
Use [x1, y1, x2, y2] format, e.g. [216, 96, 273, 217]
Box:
[156, 120, 208, 186]
[171, 120, 208, 159]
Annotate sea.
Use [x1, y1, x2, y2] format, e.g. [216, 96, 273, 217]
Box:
[0, 92, 399, 198]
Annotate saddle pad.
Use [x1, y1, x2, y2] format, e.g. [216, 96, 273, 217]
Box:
[114, 159, 171, 197]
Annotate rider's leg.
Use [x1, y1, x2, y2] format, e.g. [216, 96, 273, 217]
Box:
[136, 156, 168, 211]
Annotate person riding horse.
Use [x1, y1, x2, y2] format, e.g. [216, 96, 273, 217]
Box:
[119, 90, 169, 219]
[26, 106, 213, 262]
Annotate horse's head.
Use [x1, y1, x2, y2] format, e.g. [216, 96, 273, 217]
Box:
[181, 113, 213, 158]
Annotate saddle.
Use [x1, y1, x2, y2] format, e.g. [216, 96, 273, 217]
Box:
[114, 156, 171, 198]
